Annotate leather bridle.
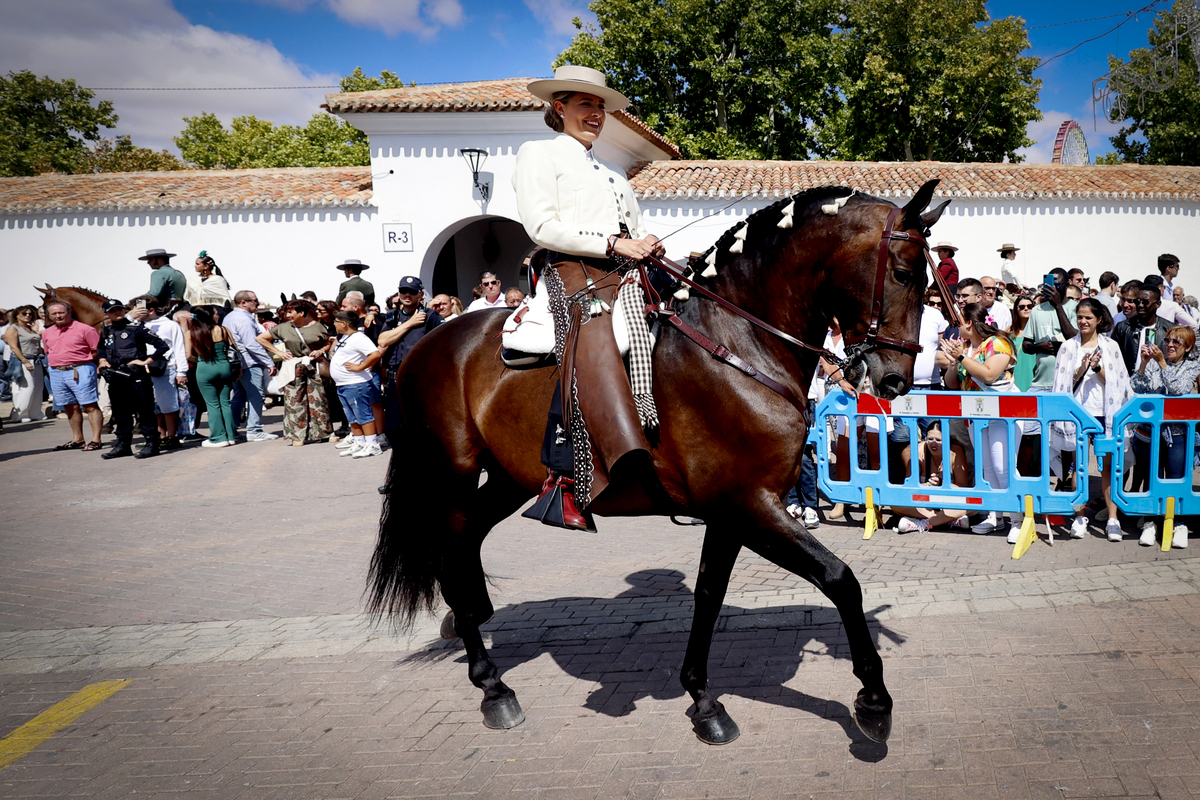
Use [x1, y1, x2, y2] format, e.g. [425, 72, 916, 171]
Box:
[639, 203, 945, 411]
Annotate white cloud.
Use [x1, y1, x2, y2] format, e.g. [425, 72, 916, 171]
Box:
[253, 0, 464, 37]
[1019, 103, 1124, 164]
[0, 0, 338, 154]
[523, 0, 593, 37]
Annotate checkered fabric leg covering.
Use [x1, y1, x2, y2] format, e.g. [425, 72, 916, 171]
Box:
[618, 269, 659, 429]
[543, 265, 595, 509]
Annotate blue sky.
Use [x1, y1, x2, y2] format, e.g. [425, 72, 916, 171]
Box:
[0, 0, 1171, 162]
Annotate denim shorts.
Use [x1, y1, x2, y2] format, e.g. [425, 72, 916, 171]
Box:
[48, 363, 99, 407]
[151, 367, 180, 414]
[336, 381, 381, 425]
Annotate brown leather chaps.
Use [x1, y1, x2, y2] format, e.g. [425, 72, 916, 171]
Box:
[551, 258, 651, 505]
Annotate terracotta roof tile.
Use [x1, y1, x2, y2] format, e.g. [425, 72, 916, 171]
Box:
[324, 79, 681, 158]
[627, 160, 1200, 200]
[0, 166, 373, 214]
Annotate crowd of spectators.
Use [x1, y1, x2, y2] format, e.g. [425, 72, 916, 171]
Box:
[789, 249, 1196, 551]
[3, 245, 1193, 547]
[0, 250, 525, 467]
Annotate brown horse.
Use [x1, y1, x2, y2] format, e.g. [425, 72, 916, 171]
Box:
[36, 285, 110, 328]
[370, 181, 950, 744]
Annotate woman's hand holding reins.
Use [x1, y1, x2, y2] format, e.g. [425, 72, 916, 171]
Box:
[612, 235, 665, 261]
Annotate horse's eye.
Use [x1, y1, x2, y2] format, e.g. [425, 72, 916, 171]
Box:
[893, 270, 916, 285]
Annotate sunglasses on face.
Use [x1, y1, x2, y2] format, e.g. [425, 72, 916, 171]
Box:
[397, 289, 417, 296]
[1164, 337, 1186, 347]
[1017, 304, 1034, 310]
[482, 280, 499, 287]
[1135, 299, 1157, 306]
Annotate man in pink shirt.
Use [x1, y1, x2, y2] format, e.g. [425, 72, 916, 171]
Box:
[42, 302, 103, 451]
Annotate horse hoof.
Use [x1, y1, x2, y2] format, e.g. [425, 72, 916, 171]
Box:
[481, 695, 525, 730]
[853, 704, 892, 743]
[440, 611, 458, 640]
[692, 710, 740, 745]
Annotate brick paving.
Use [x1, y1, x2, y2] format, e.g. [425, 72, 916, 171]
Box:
[2, 409, 1200, 798]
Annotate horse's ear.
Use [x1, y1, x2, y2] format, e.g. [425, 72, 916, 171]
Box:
[280, 293, 288, 306]
[920, 199, 951, 230]
[901, 179, 941, 230]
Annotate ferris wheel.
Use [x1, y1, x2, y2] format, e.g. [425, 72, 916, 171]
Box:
[1051, 120, 1090, 165]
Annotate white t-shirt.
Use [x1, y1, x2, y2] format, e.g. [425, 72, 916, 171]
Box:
[145, 316, 188, 374]
[467, 295, 507, 312]
[330, 332, 377, 386]
[913, 306, 949, 386]
[984, 301, 1011, 332]
[1075, 345, 1105, 415]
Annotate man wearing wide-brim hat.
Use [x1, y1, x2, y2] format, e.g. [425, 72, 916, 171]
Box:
[335, 259, 375, 308]
[933, 241, 959, 290]
[140, 249, 187, 307]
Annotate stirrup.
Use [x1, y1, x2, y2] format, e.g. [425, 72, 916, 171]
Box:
[523, 472, 596, 532]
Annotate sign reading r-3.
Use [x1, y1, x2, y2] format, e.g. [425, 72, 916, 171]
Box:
[383, 223, 413, 252]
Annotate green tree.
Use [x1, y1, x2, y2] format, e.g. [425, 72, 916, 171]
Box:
[0, 70, 118, 176]
[339, 67, 410, 92]
[556, 0, 844, 159]
[1104, 0, 1200, 166]
[557, 0, 1041, 162]
[81, 136, 186, 173]
[822, 0, 1041, 162]
[173, 111, 369, 169]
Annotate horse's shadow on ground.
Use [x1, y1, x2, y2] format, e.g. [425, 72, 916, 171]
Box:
[404, 569, 903, 760]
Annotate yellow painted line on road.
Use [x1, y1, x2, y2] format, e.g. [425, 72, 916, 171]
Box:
[0, 680, 130, 771]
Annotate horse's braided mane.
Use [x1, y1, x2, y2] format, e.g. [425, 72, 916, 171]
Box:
[691, 185, 866, 276]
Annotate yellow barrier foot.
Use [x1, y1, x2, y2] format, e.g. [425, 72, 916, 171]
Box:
[1162, 497, 1176, 553]
[1012, 496, 1037, 559]
[863, 488, 877, 540]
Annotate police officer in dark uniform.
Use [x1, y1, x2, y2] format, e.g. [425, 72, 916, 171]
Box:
[374, 276, 445, 492]
[98, 299, 168, 459]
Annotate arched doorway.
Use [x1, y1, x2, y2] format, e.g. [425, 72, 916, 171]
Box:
[427, 216, 535, 302]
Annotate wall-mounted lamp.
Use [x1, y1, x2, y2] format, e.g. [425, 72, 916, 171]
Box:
[459, 148, 490, 202]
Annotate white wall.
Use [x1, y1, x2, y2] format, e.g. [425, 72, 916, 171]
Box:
[0, 207, 376, 309]
[637, 196, 1200, 292]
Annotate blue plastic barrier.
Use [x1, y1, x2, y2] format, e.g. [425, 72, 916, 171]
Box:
[813, 389, 1103, 555]
[1102, 394, 1200, 551]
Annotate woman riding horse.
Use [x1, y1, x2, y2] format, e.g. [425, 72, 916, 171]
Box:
[513, 65, 666, 531]
[372, 163, 949, 743]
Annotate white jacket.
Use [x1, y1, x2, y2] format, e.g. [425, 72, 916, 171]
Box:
[512, 134, 646, 258]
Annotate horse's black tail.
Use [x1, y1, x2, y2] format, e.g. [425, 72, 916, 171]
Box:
[366, 430, 447, 630]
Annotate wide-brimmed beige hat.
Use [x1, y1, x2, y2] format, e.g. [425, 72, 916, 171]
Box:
[336, 259, 370, 271]
[997, 243, 1021, 252]
[528, 65, 629, 112]
[934, 241, 958, 252]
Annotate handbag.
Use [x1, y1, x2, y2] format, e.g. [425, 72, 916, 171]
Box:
[222, 328, 243, 381]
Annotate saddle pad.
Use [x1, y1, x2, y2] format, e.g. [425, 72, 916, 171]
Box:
[501, 286, 654, 362]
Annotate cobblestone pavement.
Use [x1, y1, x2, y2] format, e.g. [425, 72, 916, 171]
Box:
[3, 409, 1200, 799]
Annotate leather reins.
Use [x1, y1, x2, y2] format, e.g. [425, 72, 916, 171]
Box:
[639, 204, 942, 412]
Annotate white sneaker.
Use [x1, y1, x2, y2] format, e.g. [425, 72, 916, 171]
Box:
[1007, 522, 1022, 544]
[897, 517, 930, 534]
[246, 431, 279, 442]
[339, 441, 362, 457]
[971, 512, 1000, 534]
[334, 437, 356, 450]
[1106, 519, 1123, 542]
[1173, 524, 1189, 549]
[1070, 515, 1088, 539]
[801, 507, 820, 529]
[1139, 521, 1156, 546]
[352, 443, 383, 458]
[951, 515, 972, 531]
[200, 439, 230, 448]
[785, 503, 802, 520]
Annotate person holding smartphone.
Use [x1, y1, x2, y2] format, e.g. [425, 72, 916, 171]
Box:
[1017, 268, 1079, 479]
